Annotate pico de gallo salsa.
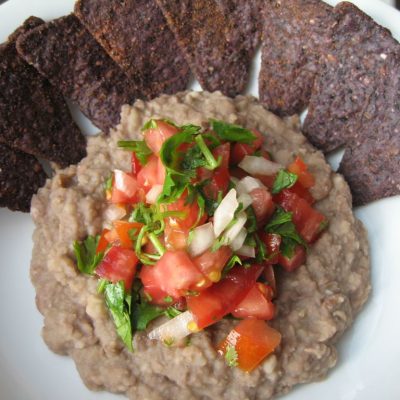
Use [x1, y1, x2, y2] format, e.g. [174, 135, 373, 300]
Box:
[73, 118, 328, 372]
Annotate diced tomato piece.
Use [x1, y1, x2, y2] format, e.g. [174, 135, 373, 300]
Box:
[96, 228, 110, 254]
[163, 192, 206, 250]
[254, 173, 276, 190]
[231, 130, 264, 165]
[232, 283, 275, 320]
[143, 120, 179, 154]
[140, 250, 206, 299]
[164, 221, 188, 251]
[192, 246, 232, 282]
[230, 167, 248, 180]
[213, 143, 231, 169]
[137, 155, 166, 193]
[198, 144, 231, 199]
[218, 319, 281, 372]
[96, 246, 138, 290]
[112, 220, 143, 248]
[278, 245, 306, 272]
[288, 181, 315, 205]
[203, 167, 230, 199]
[142, 280, 179, 306]
[166, 192, 205, 230]
[131, 153, 141, 176]
[260, 233, 281, 264]
[111, 170, 143, 204]
[186, 264, 263, 329]
[250, 187, 275, 223]
[274, 189, 327, 243]
[263, 264, 277, 297]
[288, 156, 315, 189]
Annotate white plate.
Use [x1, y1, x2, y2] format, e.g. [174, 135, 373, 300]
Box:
[0, 0, 399, 399]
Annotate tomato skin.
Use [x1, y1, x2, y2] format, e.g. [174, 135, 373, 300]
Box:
[254, 173, 276, 190]
[231, 283, 276, 320]
[96, 246, 138, 290]
[274, 189, 327, 243]
[231, 130, 264, 165]
[206, 167, 230, 198]
[288, 156, 315, 189]
[96, 229, 110, 254]
[260, 233, 281, 264]
[213, 143, 231, 169]
[250, 187, 275, 223]
[164, 222, 188, 251]
[143, 120, 179, 154]
[192, 246, 233, 282]
[278, 245, 306, 272]
[218, 319, 281, 372]
[140, 250, 206, 299]
[131, 153, 141, 176]
[137, 155, 165, 193]
[186, 264, 263, 329]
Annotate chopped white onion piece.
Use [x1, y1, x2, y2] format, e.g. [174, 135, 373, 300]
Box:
[230, 228, 247, 251]
[213, 188, 238, 237]
[146, 184, 163, 204]
[238, 156, 282, 176]
[236, 176, 266, 195]
[113, 169, 137, 197]
[188, 222, 215, 257]
[104, 204, 126, 224]
[237, 193, 253, 210]
[224, 212, 247, 244]
[148, 311, 195, 344]
[236, 245, 256, 258]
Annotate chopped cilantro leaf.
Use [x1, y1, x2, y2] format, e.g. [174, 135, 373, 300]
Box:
[245, 206, 257, 234]
[210, 119, 256, 144]
[181, 144, 208, 171]
[255, 234, 268, 263]
[265, 207, 293, 230]
[271, 169, 298, 194]
[141, 119, 158, 131]
[163, 296, 173, 304]
[244, 234, 256, 248]
[211, 235, 228, 252]
[164, 306, 182, 319]
[117, 140, 152, 166]
[73, 235, 103, 275]
[104, 175, 113, 192]
[265, 207, 306, 258]
[225, 345, 239, 367]
[222, 254, 242, 278]
[103, 281, 133, 351]
[163, 337, 175, 347]
[133, 301, 164, 331]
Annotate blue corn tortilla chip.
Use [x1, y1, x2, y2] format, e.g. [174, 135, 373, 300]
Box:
[74, 0, 190, 98]
[0, 16, 86, 167]
[16, 14, 139, 133]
